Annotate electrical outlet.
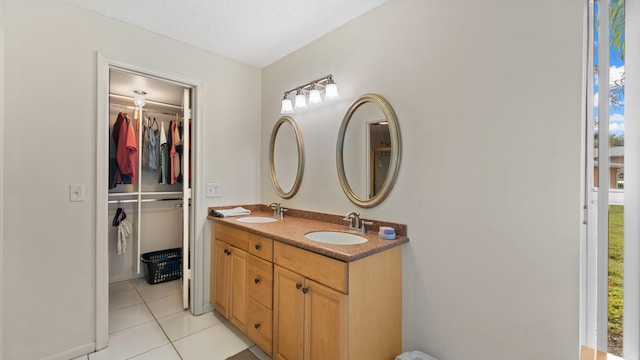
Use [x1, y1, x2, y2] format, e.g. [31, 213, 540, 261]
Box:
[69, 184, 85, 202]
[207, 183, 221, 198]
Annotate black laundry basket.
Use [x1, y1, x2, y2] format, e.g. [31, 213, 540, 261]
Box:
[141, 248, 182, 285]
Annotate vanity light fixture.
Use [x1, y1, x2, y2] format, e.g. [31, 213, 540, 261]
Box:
[294, 88, 308, 109]
[325, 76, 340, 100]
[280, 94, 294, 114]
[280, 74, 339, 114]
[308, 85, 322, 105]
[133, 90, 146, 107]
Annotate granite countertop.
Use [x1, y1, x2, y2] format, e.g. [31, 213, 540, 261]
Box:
[208, 210, 409, 262]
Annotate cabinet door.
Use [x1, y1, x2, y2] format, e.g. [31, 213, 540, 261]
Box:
[212, 240, 230, 318]
[304, 279, 347, 360]
[229, 246, 248, 332]
[273, 265, 305, 360]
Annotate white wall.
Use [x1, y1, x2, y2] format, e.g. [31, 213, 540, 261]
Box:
[1, 0, 261, 358]
[0, 0, 5, 355]
[262, 0, 584, 359]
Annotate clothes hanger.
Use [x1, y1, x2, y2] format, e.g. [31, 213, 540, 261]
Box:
[112, 207, 123, 226]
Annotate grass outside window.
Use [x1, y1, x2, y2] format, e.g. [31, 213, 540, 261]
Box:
[608, 205, 623, 356]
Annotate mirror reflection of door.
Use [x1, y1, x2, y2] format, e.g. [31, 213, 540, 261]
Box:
[371, 147, 391, 197]
[368, 122, 391, 198]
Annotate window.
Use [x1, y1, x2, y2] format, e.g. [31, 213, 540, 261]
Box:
[582, 0, 629, 358]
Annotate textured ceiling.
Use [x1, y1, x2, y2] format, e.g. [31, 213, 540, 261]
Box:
[61, 0, 388, 68]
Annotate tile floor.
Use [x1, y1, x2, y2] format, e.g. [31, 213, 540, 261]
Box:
[72, 278, 270, 360]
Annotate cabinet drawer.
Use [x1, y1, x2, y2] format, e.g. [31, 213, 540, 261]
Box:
[215, 223, 248, 251]
[248, 255, 273, 308]
[247, 298, 273, 356]
[248, 233, 273, 261]
[274, 242, 348, 293]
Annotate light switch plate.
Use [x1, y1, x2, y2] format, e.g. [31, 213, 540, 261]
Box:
[207, 183, 221, 198]
[69, 184, 85, 202]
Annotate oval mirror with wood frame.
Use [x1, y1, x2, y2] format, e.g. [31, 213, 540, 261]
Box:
[336, 93, 401, 208]
[269, 116, 305, 199]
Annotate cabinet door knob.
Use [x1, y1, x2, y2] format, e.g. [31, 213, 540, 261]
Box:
[255, 244, 261, 250]
[223, 249, 228, 255]
[254, 323, 261, 329]
[254, 277, 261, 284]
[296, 283, 302, 290]
[302, 287, 309, 294]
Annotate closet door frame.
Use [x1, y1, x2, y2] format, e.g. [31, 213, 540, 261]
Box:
[95, 53, 206, 350]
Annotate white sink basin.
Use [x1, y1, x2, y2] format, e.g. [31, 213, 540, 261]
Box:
[304, 231, 367, 245]
[236, 216, 278, 223]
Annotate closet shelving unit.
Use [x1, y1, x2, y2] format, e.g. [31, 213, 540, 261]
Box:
[108, 96, 189, 275]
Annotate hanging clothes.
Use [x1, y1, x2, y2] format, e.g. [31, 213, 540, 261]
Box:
[141, 118, 150, 170]
[147, 118, 158, 171]
[117, 218, 132, 255]
[154, 118, 161, 175]
[113, 112, 138, 184]
[111, 113, 125, 183]
[173, 121, 182, 184]
[112, 208, 131, 255]
[159, 122, 168, 184]
[169, 121, 177, 185]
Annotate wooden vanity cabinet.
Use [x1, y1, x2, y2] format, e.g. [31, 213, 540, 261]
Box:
[211, 240, 231, 318]
[211, 239, 248, 332]
[211, 222, 403, 360]
[210, 223, 274, 356]
[273, 241, 402, 360]
[273, 265, 347, 360]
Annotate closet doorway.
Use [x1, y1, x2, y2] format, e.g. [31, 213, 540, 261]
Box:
[108, 67, 192, 301]
[96, 56, 203, 350]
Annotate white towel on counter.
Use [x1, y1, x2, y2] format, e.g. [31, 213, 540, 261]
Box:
[117, 218, 132, 255]
[217, 207, 251, 217]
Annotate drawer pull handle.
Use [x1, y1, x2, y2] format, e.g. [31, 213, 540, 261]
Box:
[254, 323, 261, 329]
[254, 277, 261, 284]
[255, 244, 261, 250]
[296, 283, 302, 290]
[302, 287, 309, 294]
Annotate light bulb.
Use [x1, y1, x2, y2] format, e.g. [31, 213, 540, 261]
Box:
[325, 79, 339, 100]
[294, 91, 307, 109]
[280, 98, 294, 114]
[133, 91, 146, 107]
[309, 88, 322, 105]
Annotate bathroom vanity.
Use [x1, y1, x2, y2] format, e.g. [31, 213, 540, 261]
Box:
[209, 208, 408, 360]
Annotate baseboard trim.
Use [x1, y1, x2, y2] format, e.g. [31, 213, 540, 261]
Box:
[41, 342, 95, 360]
[195, 302, 214, 315]
[109, 273, 143, 284]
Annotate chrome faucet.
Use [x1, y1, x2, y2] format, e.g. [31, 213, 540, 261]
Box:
[344, 211, 373, 233]
[268, 202, 286, 218]
[344, 212, 361, 231]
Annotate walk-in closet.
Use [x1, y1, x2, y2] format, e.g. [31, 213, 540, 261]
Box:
[107, 68, 194, 312]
